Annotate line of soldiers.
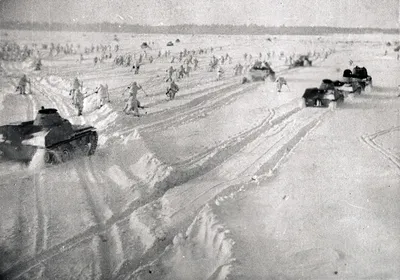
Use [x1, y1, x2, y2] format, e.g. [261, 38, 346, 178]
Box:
[69, 78, 111, 116]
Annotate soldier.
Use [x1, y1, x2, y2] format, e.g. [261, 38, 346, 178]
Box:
[185, 63, 191, 77]
[123, 82, 142, 116]
[166, 80, 179, 100]
[178, 65, 186, 79]
[35, 58, 42, 70]
[193, 57, 199, 70]
[74, 89, 84, 116]
[216, 66, 224, 80]
[95, 84, 110, 108]
[166, 66, 176, 82]
[275, 76, 289, 92]
[17, 74, 29, 94]
[133, 60, 141, 74]
[70, 77, 83, 104]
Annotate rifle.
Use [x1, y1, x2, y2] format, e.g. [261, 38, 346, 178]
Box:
[141, 87, 148, 97]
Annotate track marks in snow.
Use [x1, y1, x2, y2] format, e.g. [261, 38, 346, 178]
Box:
[120, 81, 260, 136]
[166, 107, 330, 222]
[360, 126, 400, 170]
[33, 172, 47, 255]
[75, 159, 113, 280]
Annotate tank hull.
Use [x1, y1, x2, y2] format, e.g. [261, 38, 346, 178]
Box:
[0, 142, 38, 162]
[0, 108, 98, 164]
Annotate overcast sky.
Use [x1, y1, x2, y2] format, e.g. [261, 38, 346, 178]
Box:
[0, 0, 398, 28]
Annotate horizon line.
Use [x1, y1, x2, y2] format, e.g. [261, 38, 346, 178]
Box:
[1, 20, 399, 30]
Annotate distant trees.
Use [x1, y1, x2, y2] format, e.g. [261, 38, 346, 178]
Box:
[0, 21, 398, 35]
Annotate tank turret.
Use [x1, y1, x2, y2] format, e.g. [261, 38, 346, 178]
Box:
[34, 108, 64, 127]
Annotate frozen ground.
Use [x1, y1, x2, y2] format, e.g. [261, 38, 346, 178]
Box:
[0, 30, 399, 279]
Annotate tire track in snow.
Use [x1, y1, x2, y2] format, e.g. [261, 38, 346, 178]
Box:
[360, 126, 400, 170]
[118, 80, 253, 135]
[32, 172, 47, 256]
[38, 77, 114, 279]
[168, 107, 330, 219]
[174, 97, 303, 176]
[145, 83, 262, 133]
[75, 159, 113, 280]
[0, 63, 49, 258]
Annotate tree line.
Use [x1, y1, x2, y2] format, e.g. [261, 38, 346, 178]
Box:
[0, 21, 398, 35]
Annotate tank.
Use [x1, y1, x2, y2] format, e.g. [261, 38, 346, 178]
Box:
[302, 79, 344, 107]
[0, 108, 97, 164]
[289, 55, 312, 68]
[343, 66, 372, 92]
[248, 61, 276, 82]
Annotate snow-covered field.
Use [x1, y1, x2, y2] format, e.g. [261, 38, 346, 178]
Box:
[0, 30, 399, 279]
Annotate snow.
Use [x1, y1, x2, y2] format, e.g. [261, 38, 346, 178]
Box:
[107, 165, 137, 190]
[131, 204, 235, 280]
[1, 29, 399, 279]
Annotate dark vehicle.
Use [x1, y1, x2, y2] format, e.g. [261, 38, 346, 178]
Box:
[343, 66, 372, 92]
[141, 42, 150, 49]
[166, 41, 174, 46]
[0, 108, 97, 164]
[175, 39, 180, 43]
[290, 55, 312, 68]
[302, 79, 344, 108]
[248, 61, 276, 82]
[335, 74, 362, 95]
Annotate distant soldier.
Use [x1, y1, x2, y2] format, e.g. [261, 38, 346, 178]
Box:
[166, 66, 176, 82]
[275, 76, 289, 92]
[95, 84, 110, 108]
[185, 63, 191, 77]
[178, 65, 186, 79]
[17, 74, 29, 94]
[166, 80, 179, 100]
[123, 82, 142, 116]
[133, 60, 141, 74]
[70, 77, 83, 104]
[233, 64, 240, 76]
[74, 89, 84, 116]
[216, 66, 224, 80]
[193, 57, 199, 70]
[35, 58, 42, 70]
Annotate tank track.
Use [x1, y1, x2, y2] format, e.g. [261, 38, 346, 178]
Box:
[44, 130, 98, 164]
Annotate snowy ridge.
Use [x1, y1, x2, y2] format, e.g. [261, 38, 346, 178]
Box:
[127, 203, 235, 280]
[130, 153, 174, 190]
